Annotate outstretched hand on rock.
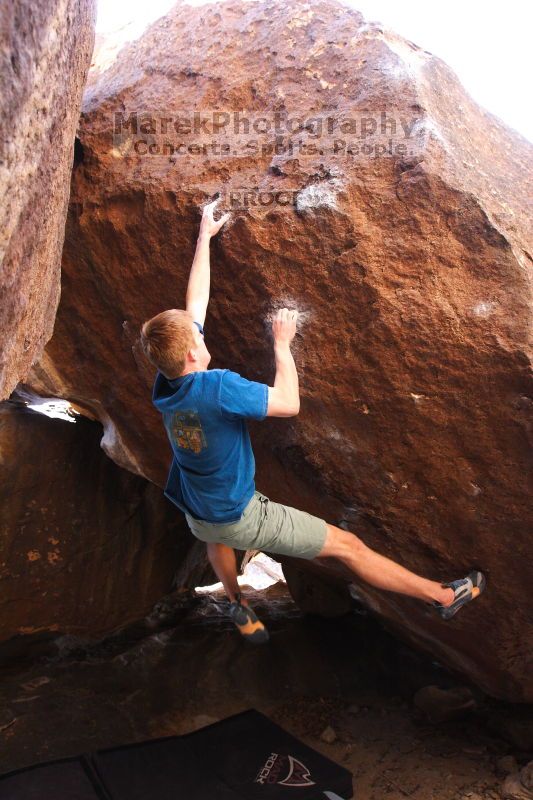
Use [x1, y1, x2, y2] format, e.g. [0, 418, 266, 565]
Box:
[200, 198, 230, 238]
[272, 307, 299, 346]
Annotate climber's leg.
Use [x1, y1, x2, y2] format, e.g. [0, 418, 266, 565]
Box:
[317, 524, 456, 606]
[206, 542, 269, 644]
[206, 541, 241, 603]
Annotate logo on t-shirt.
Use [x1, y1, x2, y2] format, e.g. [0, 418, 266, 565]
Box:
[171, 410, 207, 454]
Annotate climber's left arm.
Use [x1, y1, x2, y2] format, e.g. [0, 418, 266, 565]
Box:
[186, 198, 230, 326]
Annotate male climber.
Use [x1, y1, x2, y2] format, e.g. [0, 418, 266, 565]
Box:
[141, 199, 485, 644]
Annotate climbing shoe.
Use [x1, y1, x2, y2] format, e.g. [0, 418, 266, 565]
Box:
[432, 570, 486, 620]
[227, 593, 270, 644]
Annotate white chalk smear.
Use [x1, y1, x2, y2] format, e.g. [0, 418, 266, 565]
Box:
[296, 183, 339, 213]
[472, 301, 497, 317]
[410, 392, 428, 403]
[265, 297, 312, 331]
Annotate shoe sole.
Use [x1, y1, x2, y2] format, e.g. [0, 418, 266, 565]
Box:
[470, 569, 486, 600]
[229, 607, 270, 644]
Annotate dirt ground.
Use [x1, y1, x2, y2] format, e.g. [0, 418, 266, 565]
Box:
[1, 583, 531, 799]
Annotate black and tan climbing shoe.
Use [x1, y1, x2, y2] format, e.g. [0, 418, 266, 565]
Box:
[433, 570, 486, 620]
[227, 593, 269, 644]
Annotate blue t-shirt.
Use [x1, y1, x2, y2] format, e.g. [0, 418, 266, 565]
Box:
[151, 322, 269, 523]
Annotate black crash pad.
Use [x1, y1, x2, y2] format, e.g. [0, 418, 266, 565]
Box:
[0, 709, 354, 799]
[0, 757, 102, 800]
[185, 709, 353, 798]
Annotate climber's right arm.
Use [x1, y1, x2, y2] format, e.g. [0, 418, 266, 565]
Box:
[266, 309, 300, 418]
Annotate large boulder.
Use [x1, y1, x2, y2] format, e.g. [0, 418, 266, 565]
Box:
[0, 401, 208, 654]
[28, 0, 532, 700]
[0, 0, 96, 398]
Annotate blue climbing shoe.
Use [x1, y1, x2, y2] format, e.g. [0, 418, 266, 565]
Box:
[433, 570, 486, 620]
[227, 593, 270, 644]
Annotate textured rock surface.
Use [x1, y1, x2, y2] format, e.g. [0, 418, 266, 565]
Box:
[0, 401, 208, 653]
[28, 0, 532, 700]
[0, 0, 96, 398]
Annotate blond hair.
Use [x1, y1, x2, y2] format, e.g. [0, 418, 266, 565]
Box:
[140, 309, 195, 378]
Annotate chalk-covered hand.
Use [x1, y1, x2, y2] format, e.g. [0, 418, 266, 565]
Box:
[199, 198, 230, 238]
[272, 308, 299, 346]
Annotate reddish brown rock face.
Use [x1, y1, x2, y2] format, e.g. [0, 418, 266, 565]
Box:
[0, 0, 96, 399]
[0, 402, 208, 652]
[29, 0, 532, 699]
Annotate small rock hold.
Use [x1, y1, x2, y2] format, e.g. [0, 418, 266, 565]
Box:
[497, 756, 519, 775]
[21, 675, 51, 691]
[462, 744, 486, 756]
[522, 762, 533, 791]
[320, 725, 337, 744]
[347, 704, 360, 715]
[0, 711, 16, 732]
[501, 768, 533, 800]
[413, 684, 476, 723]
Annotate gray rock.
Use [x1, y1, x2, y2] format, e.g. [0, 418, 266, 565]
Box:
[320, 725, 337, 744]
[497, 756, 519, 776]
[413, 685, 476, 723]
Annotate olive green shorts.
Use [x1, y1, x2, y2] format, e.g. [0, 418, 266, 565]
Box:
[184, 490, 328, 560]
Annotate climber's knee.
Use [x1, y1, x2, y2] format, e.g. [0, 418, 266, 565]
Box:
[206, 540, 232, 561]
[317, 524, 366, 560]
